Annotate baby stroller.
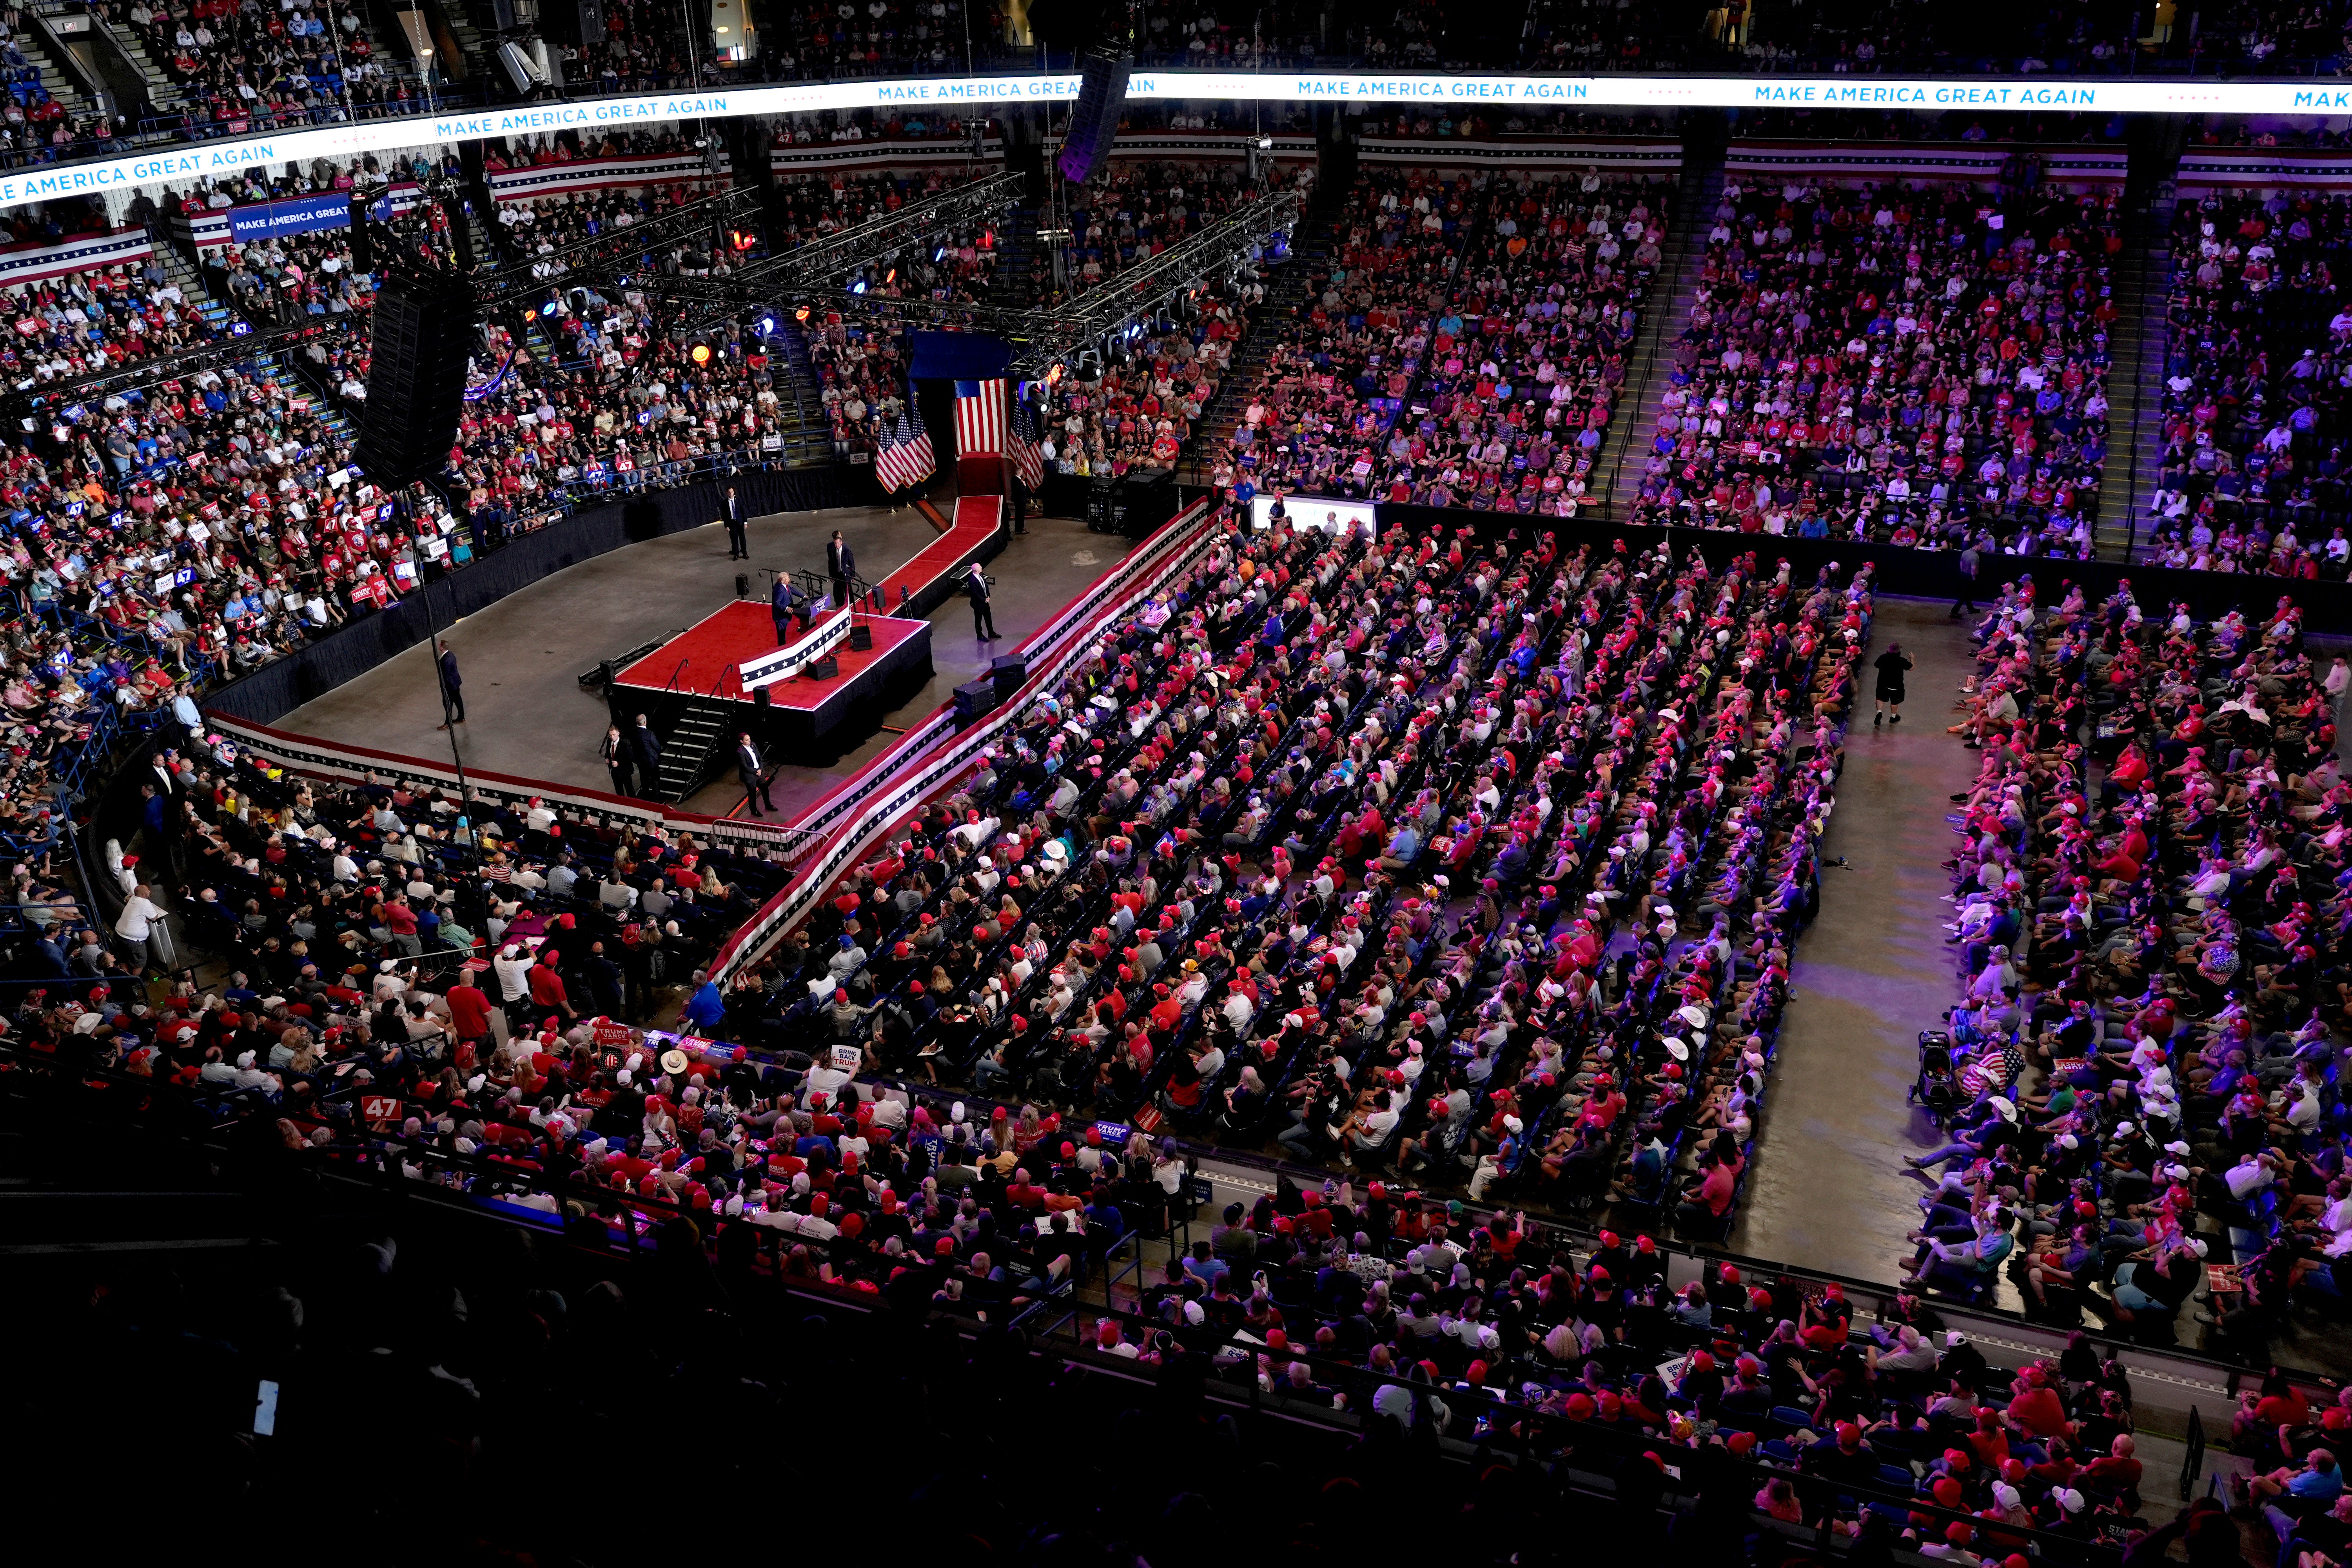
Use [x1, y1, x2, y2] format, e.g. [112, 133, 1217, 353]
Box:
[1909, 1029, 1958, 1126]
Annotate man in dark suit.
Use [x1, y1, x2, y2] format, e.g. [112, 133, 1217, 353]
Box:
[434, 637, 465, 727]
[770, 573, 797, 645]
[601, 723, 634, 797]
[630, 714, 662, 795]
[963, 561, 998, 640]
[723, 486, 748, 559]
[826, 529, 856, 610]
[736, 731, 776, 817]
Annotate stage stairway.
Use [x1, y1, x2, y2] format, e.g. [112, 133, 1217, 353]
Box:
[650, 688, 736, 803]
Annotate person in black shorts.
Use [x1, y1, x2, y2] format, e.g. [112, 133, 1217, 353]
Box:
[1874, 642, 1914, 727]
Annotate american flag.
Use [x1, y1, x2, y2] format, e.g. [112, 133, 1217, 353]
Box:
[1009, 390, 1045, 490]
[955, 376, 1008, 459]
[874, 407, 935, 493]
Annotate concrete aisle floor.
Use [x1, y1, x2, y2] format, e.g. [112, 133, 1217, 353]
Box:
[1728, 599, 2004, 1294]
[269, 506, 1139, 824]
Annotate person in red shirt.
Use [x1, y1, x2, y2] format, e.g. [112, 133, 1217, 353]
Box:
[444, 972, 493, 1046]
[528, 956, 575, 1022]
[2083, 1434, 2143, 1494]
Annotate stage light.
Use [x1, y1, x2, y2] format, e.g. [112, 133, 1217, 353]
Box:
[934, 246, 947, 262]
[1045, 362, 1065, 386]
[757, 312, 778, 335]
[850, 279, 867, 295]
[690, 340, 714, 365]
[885, 269, 896, 285]
[794, 306, 811, 322]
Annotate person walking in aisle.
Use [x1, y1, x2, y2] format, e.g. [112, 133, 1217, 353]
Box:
[114, 881, 167, 976]
[723, 486, 748, 560]
[826, 529, 857, 610]
[434, 637, 465, 728]
[736, 731, 776, 817]
[964, 560, 998, 641]
[630, 714, 663, 797]
[1951, 538, 1982, 621]
[601, 722, 635, 797]
[1873, 641, 1914, 727]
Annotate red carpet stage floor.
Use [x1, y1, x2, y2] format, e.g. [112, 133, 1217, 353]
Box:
[614, 608, 929, 708]
[616, 494, 1002, 701]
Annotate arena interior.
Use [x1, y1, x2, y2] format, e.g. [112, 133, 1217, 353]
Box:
[13, 1, 2352, 1561]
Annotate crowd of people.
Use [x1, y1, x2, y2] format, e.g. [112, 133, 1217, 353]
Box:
[1921, 574, 2352, 1355]
[1210, 166, 1671, 516]
[733, 510, 1871, 1259]
[2143, 189, 2352, 578]
[108, 0, 415, 129]
[1625, 175, 2120, 561]
[1036, 274, 1257, 482]
[1204, 165, 1480, 501]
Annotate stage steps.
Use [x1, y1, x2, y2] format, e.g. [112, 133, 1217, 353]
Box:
[652, 694, 734, 802]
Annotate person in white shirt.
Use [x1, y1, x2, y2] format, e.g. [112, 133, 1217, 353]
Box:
[114, 884, 167, 973]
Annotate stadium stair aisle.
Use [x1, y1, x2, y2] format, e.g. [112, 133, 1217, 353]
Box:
[60, 0, 188, 119]
[1724, 601, 2020, 1298]
[14, 7, 101, 125]
[2094, 198, 2174, 562]
[2110, 216, 2178, 562]
[148, 241, 361, 453]
[1603, 144, 1722, 522]
[1177, 179, 1347, 488]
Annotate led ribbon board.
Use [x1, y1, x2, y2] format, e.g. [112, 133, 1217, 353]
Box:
[0, 71, 2329, 213]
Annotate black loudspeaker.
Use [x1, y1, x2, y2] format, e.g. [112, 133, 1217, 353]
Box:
[1056, 44, 1129, 187]
[735, 572, 750, 598]
[954, 677, 999, 722]
[346, 191, 374, 273]
[990, 651, 1027, 703]
[806, 654, 839, 681]
[848, 621, 874, 651]
[545, 0, 598, 45]
[356, 276, 475, 487]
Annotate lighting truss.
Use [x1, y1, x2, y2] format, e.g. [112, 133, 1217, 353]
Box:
[460, 185, 765, 310]
[635, 180, 1299, 381]
[630, 170, 1029, 333]
[733, 169, 1025, 294]
[1015, 185, 1301, 376]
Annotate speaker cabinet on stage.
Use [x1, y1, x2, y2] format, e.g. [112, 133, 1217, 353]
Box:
[356, 276, 476, 486]
[806, 653, 839, 680]
[990, 651, 1027, 704]
[953, 677, 999, 722]
[848, 621, 874, 651]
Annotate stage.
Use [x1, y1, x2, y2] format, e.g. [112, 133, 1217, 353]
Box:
[610, 608, 934, 753]
[256, 504, 1127, 820]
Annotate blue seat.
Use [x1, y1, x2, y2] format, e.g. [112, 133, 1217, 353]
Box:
[1877, 1465, 1916, 1489]
[1762, 1438, 1800, 1466]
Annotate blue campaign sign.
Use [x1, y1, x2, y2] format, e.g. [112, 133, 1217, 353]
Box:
[225, 189, 392, 243]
